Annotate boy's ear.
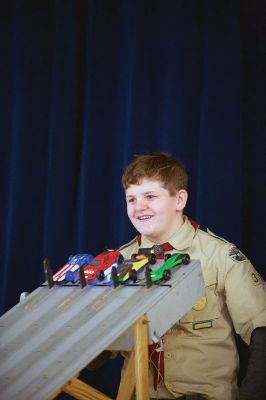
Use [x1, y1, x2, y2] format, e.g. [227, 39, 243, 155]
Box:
[176, 189, 188, 211]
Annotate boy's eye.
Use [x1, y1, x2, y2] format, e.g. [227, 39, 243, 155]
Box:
[146, 195, 156, 199]
[127, 198, 136, 204]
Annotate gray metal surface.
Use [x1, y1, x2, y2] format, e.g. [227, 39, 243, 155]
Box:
[0, 260, 204, 400]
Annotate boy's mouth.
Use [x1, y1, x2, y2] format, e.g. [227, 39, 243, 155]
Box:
[137, 215, 153, 220]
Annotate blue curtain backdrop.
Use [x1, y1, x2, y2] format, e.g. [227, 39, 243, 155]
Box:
[0, 0, 265, 397]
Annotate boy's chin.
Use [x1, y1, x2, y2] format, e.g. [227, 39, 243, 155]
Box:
[135, 225, 154, 235]
[131, 221, 160, 240]
[137, 228, 159, 241]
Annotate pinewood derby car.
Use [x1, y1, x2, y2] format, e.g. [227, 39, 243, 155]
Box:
[53, 254, 94, 283]
[83, 250, 124, 282]
[131, 247, 157, 264]
[149, 253, 190, 282]
[111, 256, 151, 285]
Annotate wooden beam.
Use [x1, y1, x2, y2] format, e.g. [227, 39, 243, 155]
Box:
[134, 315, 149, 400]
[62, 377, 112, 400]
[116, 351, 135, 400]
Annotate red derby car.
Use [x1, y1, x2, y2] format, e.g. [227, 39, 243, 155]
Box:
[83, 250, 124, 282]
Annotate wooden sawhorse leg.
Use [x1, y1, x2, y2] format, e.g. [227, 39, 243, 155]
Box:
[47, 376, 112, 400]
[117, 315, 149, 400]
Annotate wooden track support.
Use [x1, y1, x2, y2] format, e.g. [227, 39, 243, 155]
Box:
[116, 315, 149, 400]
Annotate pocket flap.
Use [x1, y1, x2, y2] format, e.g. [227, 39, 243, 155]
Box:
[180, 282, 220, 323]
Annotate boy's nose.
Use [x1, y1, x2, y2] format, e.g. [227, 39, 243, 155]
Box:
[135, 199, 148, 211]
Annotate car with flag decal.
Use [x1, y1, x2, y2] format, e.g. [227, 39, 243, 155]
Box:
[53, 253, 94, 283]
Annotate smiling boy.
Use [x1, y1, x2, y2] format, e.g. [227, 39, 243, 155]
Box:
[118, 152, 266, 400]
[126, 178, 187, 244]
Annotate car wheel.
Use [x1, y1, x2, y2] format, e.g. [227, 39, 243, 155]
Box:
[149, 253, 156, 265]
[116, 254, 124, 264]
[183, 254, 190, 265]
[164, 253, 172, 261]
[129, 269, 137, 282]
[65, 270, 74, 283]
[96, 270, 105, 281]
[131, 253, 137, 260]
[163, 269, 171, 281]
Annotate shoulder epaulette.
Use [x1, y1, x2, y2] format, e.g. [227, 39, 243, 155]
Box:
[206, 228, 229, 243]
[118, 236, 138, 251]
[207, 229, 249, 263]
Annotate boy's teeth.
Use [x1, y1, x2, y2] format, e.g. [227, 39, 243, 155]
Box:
[138, 216, 151, 220]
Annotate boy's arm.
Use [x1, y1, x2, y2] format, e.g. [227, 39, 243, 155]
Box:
[239, 327, 266, 400]
[221, 245, 266, 398]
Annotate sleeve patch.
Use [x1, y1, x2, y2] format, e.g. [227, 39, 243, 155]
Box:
[229, 246, 248, 262]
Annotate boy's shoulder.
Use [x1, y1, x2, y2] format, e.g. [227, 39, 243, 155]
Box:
[206, 228, 229, 243]
[197, 226, 231, 244]
[197, 227, 248, 263]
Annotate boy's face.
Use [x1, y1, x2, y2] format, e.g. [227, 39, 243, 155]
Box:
[125, 179, 185, 244]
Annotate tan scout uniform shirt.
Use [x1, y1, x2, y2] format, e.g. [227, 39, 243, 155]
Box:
[119, 216, 266, 400]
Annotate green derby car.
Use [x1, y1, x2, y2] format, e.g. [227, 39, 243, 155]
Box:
[149, 253, 190, 282]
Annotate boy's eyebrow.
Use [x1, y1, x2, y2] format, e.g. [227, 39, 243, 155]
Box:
[126, 191, 157, 198]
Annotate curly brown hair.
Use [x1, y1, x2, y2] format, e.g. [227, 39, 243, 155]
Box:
[122, 152, 188, 196]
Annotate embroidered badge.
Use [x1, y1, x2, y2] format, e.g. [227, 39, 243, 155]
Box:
[192, 296, 207, 311]
[229, 246, 247, 262]
[193, 320, 213, 330]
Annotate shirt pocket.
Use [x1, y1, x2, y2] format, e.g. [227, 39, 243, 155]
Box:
[179, 274, 221, 331]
